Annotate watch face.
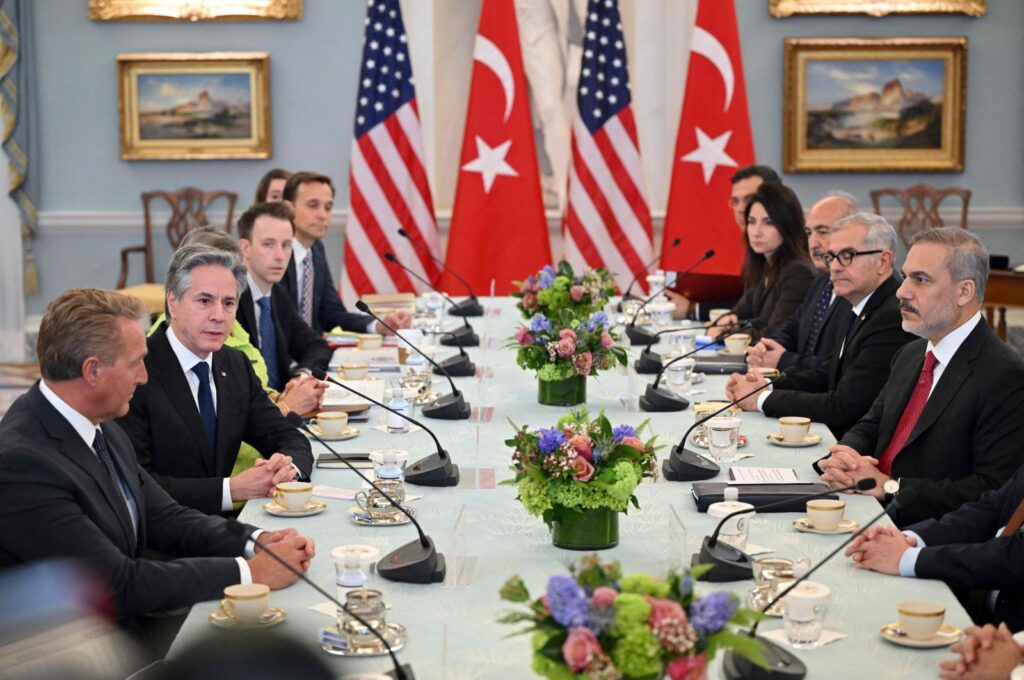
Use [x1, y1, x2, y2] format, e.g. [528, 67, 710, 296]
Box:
[883, 479, 899, 494]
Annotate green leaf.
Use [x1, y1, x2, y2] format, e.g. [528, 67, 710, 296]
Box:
[705, 629, 768, 668]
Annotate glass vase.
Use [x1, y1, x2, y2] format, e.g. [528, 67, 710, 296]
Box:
[551, 506, 619, 550]
[537, 374, 587, 406]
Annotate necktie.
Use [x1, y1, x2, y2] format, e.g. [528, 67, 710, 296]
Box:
[999, 498, 1024, 537]
[300, 251, 314, 326]
[877, 351, 938, 475]
[838, 309, 858, 358]
[257, 296, 281, 390]
[805, 280, 834, 355]
[93, 429, 138, 548]
[191, 362, 218, 458]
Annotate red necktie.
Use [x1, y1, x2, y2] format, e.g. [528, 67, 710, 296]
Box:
[1000, 499, 1024, 537]
[878, 351, 938, 475]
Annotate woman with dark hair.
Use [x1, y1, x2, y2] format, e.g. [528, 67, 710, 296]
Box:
[707, 182, 815, 341]
[254, 168, 292, 203]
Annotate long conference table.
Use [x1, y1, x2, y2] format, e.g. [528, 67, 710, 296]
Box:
[168, 297, 968, 679]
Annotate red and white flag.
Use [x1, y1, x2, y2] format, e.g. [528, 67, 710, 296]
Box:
[341, 0, 441, 306]
[444, 0, 551, 296]
[662, 0, 755, 276]
[562, 0, 653, 294]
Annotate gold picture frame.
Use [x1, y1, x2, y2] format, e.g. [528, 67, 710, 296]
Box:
[783, 37, 967, 173]
[90, 0, 301, 22]
[118, 52, 271, 161]
[769, 0, 985, 17]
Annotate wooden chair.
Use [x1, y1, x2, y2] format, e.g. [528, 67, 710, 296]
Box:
[117, 187, 238, 289]
[870, 184, 972, 247]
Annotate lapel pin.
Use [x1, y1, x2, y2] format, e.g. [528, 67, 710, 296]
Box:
[220, 371, 227, 378]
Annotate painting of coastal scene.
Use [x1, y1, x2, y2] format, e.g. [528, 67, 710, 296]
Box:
[805, 59, 944, 150]
[137, 72, 252, 140]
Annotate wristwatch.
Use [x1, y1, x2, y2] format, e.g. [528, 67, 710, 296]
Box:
[882, 478, 900, 503]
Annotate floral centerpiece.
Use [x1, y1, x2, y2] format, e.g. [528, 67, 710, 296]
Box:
[514, 261, 616, 321]
[510, 310, 627, 406]
[499, 556, 765, 680]
[503, 410, 658, 549]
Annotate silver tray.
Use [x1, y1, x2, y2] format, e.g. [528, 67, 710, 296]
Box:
[322, 622, 407, 656]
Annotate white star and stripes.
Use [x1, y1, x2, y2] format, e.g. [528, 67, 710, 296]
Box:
[562, 0, 653, 294]
[342, 0, 441, 306]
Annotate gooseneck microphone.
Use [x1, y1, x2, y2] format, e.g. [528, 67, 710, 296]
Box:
[311, 369, 459, 487]
[397, 228, 483, 317]
[662, 371, 786, 483]
[383, 252, 478, 347]
[225, 519, 416, 678]
[720, 487, 916, 680]
[355, 300, 471, 420]
[624, 249, 715, 346]
[620, 237, 682, 303]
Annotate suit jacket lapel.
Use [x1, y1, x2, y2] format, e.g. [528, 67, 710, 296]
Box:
[833, 275, 898, 380]
[283, 252, 298, 300]
[150, 328, 214, 474]
[238, 289, 259, 350]
[211, 350, 235, 475]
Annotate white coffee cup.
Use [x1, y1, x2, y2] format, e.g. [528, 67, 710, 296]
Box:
[341, 363, 370, 380]
[274, 480, 313, 511]
[897, 601, 945, 640]
[806, 499, 845, 531]
[724, 333, 752, 355]
[220, 583, 270, 623]
[708, 308, 730, 325]
[312, 411, 349, 436]
[779, 416, 811, 443]
[357, 334, 383, 350]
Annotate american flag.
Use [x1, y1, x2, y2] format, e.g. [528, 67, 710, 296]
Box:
[562, 0, 653, 294]
[342, 0, 441, 306]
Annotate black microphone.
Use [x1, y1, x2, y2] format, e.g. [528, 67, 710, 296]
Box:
[312, 369, 459, 487]
[397, 228, 483, 317]
[721, 487, 917, 680]
[635, 317, 760, 375]
[619, 237, 682, 304]
[383, 252, 479, 347]
[225, 519, 416, 679]
[639, 323, 761, 413]
[624, 249, 715, 346]
[662, 370, 786, 483]
[355, 300, 471, 421]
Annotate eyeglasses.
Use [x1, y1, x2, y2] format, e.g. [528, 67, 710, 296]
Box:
[820, 249, 883, 267]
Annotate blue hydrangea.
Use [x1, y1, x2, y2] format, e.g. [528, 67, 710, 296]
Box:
[691, 591, 737, 635]
[546, 575, 591, 629]
[539, 266, 557, 288]
[536, 427, 567, 455]
[587, 311, 609, 331]
[530, 314, 551, 333]
[612, 424, 637, 442]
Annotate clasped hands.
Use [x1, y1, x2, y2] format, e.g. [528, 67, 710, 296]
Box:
[230, 452, 299, 502]
[724, 369, 770, 412]
[248, 527, 316, 590]
[939, 623, 1024, 680]
[375, 310, 412, 336]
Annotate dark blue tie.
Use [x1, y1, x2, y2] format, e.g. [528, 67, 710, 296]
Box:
[93, 429, 138, 549]
[805, 280, 834, 355]
[191, 362, 218, 459]
[257, 296, 281, 390]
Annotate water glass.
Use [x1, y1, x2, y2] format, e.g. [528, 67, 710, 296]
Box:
[666, 358, 696, 395]
[783, 581, 831, 649]
[706, 416, 742, 462]
[338, 589, 387, 650]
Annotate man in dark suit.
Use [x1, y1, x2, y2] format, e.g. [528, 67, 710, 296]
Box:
[0, 288, 313, 629]
[280, 171, 410, 335]
[845, 464, 1024, 631]
[236, 202, 331, 391]
[819, 227, 1024, 527]
[747, 191, 858, 372]
[727, 212, 914, 439]
[117, 244, 314, 515]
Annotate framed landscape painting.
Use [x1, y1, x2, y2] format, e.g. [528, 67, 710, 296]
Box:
[783, 37, 966, 173]
[769, 0, 985, 17]
[118, 52, 271, 160]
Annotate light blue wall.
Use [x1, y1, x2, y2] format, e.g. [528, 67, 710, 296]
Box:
[26, 0, 1024, 314]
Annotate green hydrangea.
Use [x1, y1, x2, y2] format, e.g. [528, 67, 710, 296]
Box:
[611, 627, 663, 678]
[518, 477, 554, 516]
[620, 574, 670, 598]
[612, 593, 651, 632]
[537, 362, 573, 381]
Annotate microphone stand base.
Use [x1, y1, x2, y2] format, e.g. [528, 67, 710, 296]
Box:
[405, 451, 460, 487]
[440, 327, 479, 347]
[662, 445, 720, 481]
[434, 353, 476, 377]
[447, 298, 483, 317]
[633, 350, 662, 374]
[721, 639, 806, 680]
[422, 392, 471, 420]
[384, 664, 418, 680]
[625, 325, 657, 346]
[640, 385, 689, 412]
[377, 537, 446, 584]
[692, 535, 754, 582]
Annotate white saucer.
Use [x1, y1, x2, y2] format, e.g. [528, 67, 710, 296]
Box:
[263, 498, 328, 517]
[880, 622, 963, 648]
[766, 432, 823, 448]
[209, 606, 286, 629]
[348, 505, 414, 526]
[306, 425, 360, 442]
[792, 517, 859, 534]
[717, 348, 748, 357]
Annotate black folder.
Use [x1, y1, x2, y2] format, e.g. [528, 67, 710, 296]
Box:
[690, 482, 838, 513]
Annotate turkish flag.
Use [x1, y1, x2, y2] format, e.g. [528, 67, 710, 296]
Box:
[661, 0, 755, 276]
[443, 0, 551, 296]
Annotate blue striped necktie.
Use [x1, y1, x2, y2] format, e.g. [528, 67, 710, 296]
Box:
[805, 280, 834, 354]
[93, 429, 138, 549]
[258, 296, 281, 390]
[191, 362, 218, 460]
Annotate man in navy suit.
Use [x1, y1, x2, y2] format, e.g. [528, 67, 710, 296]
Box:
[280, 171, 410, 335]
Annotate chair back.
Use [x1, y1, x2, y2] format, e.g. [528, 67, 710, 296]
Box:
[870, 184, 971, 247]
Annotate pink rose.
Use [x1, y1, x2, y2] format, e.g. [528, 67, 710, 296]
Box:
[556, 337, 576, 357]
[562, 627, 602, 672]
[573, 351, 593, 376]
[559, 328, 577, 341]
[600, 330, 614, 348]
[514, 326, 532, 346]
[568, 434, 592, 461]
[570, 285, 585, 302]
[570, 456, 595, 482]
[522, 292, 538, 310]
[591, 586, 619, 608]
[646, 595, 687, 628]
[667, 654, 707, 680]
[620, 436, 645, 452]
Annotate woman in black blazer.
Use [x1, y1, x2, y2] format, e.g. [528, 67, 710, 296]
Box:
[708, 182, 815, 341]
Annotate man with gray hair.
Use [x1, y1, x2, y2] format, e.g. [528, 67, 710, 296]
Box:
[118, 244, 313, 515]
[819, 227, 1024, 527]
[748, 190, 859, 372]
[727, 212, 914, 438]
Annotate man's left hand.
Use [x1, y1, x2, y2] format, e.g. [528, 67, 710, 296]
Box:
[848, 527, 914, 575]
[823, 448, 887, 498]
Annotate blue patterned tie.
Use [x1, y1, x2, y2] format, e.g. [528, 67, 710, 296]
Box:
[300, 251, 314, 326]
[805, 280, 834, 355]
[191, 362, 218, 459]
[93, 429, 138, 549]
[257, 296, 281, 390]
